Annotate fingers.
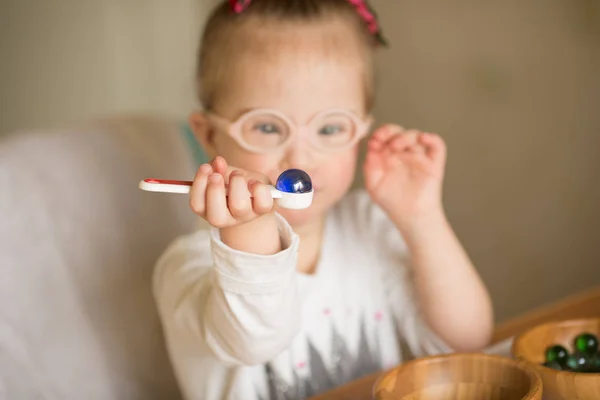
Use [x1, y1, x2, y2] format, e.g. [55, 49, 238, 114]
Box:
[211, 155, 245, 184]
[211, 155, 272, 185]
[189, 157, 274, 228]
[368, 124, 404, 152]
[249, 180, 274, 214]
[210, 156, 229, 177]
[369, 125, 421, 153]
[419, 132, 446, 157]
[205, 173, 231, 226]
[189, 163, 213, 216]
[227, 170, 253, 221]
[389, 130, 422, 153]
[369, 125, 444, 162]
[419, 132, 447, 169]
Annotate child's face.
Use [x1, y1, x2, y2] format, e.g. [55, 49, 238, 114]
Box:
[193, 21, 370, 228]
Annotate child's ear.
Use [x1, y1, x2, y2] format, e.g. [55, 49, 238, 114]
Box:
[189, 111, 217, 158]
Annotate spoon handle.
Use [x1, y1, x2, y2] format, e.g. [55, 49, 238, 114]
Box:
[138, 178, 282, 198]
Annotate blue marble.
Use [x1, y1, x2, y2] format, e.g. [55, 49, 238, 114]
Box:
[275, 169, 312, 194]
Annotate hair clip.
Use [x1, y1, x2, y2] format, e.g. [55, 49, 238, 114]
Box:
[229, 0, 252, 14]
[346, 0, 388, 46]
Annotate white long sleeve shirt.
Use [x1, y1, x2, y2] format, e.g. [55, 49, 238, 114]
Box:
[153, 189, 451, 400]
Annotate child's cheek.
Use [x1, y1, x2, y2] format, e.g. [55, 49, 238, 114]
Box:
[321, 150, 358, 193]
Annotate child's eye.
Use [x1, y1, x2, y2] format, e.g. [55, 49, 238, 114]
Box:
[318, 125, 344, 135]
[255, 123, 281, 134]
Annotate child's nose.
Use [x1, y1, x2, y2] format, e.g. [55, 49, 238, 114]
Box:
[281, 140, 318, 174]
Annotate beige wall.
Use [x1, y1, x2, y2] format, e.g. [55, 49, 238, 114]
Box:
[0, 0, 207, 134]
[367, 0, 600, 321]
[1, 1, 599, 322]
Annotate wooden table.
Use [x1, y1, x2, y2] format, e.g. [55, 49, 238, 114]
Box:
[309, 286, 600, 400]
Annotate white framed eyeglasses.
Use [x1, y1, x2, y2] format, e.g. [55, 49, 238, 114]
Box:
[206, 108, 373, 154]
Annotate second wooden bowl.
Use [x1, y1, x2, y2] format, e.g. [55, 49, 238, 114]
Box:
[373, 353, 542, 400]
[512, 318, 600, 400]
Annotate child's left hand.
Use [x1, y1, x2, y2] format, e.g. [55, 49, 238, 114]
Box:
[364, 124, 447, 227]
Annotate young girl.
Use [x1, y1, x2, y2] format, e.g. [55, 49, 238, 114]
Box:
[154, 1, 494, 399]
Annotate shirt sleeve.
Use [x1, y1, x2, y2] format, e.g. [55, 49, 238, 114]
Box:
[153, 213, 302, 369]
[346, 190, 454, 358]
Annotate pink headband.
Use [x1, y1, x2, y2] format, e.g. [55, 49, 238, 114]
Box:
[228, 0, 387, 46]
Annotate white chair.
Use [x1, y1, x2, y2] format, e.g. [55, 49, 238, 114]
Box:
[0, 114, 197, 399]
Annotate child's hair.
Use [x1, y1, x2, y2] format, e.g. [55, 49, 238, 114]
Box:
[196, 0, 385, 112]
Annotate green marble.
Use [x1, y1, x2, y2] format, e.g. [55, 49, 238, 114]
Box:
[573, 333, 598, 355]
[545, 345, 568, 365]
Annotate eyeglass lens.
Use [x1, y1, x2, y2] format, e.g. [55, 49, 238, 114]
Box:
[239, 112, 357, 150]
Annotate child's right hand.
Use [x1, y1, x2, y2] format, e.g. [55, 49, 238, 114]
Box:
[189, 156, 275, 228]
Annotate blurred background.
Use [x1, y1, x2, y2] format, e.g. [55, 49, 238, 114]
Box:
[1, 0, 599, 323]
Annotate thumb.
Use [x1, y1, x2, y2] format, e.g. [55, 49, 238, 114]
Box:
[363, 150, 385, 192]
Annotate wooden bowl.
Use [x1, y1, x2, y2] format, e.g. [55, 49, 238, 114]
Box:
[512, 318, 600, 400]
[373, 353, 542, 400]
